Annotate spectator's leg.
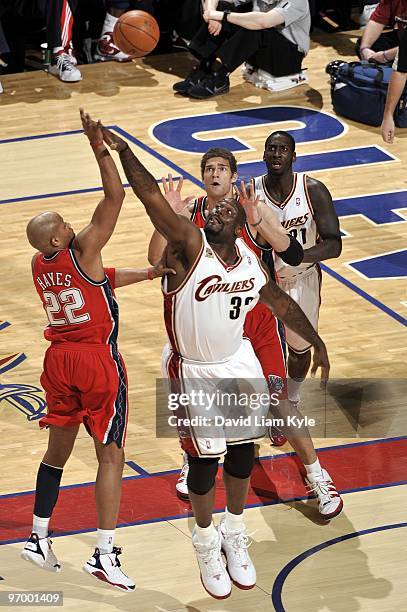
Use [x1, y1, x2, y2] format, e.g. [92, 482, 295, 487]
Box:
[247, 29, 304, 77]
[95, 1, 132, 62]
[46, 0, 82, 82]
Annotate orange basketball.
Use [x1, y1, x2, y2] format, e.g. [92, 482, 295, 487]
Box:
[113, 10, 160, 58]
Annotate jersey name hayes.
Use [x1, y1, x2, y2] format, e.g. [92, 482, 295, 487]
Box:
[36, 272, 72, 291]
[281, 213, 310, 230]
[195, 274, 255, 302]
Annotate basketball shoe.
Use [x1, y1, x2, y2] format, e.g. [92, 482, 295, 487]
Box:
[305, 468, 343, 520]
[94, 33, 131, 62]
[49, 52, 82, 82]
[268, 426, 287, 447]
[83, 547, 135, 592]
[192, 528, 231, 599]
[219, 519, 256, 589]
[21, 533, 61, 572]
[175, 453, 189, 500]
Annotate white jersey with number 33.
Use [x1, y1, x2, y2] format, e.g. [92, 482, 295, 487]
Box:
[162, 230, 268, 362]
[253, 172, 317, 280]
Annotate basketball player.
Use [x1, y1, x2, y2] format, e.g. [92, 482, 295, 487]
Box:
[149, 151, 343, 521]
[102, 127, 330, 599]
[253, 130, 343, 512]
[148, 151, 300, 498]
[21, 110, 172, 592]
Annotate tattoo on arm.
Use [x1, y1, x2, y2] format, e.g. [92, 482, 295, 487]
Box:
[119, 148, 158, 196]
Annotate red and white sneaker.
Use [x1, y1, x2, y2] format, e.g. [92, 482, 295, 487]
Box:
[83, 547, 135, 592]
[219, 519, 256, 589]
[21, 533, 61, 572]
[192, 529, 231, 599]
[94, 33, 132, 62]
[175, 453, 189, 501]
[268, 426, 287, 447]
[305, 468, 343, 520]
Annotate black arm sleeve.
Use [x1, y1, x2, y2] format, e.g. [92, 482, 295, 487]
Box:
[276, 234, 304, 266]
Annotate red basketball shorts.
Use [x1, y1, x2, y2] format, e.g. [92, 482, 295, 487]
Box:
[39, 342, 128, 448]
[244, 302, 287, 395]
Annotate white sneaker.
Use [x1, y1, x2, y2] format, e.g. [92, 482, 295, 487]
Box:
[242, 63, 308, 91]
[94, 33, 131, 62]
[49, 52, 82, 82]
[192, 529, 231, 599]
[0, 81, 3, 94]
[219, 519, 256, 589]
[306, 468, 343, 520]
[175, 453, 189, 500]
[21, 533, 61, 572]
[83, 547, 135, 592]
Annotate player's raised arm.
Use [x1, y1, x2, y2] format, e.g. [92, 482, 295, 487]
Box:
[239, 182, 303, 265]
[259, 270, 330, 383]
[302, 177, 342, 264]
[73, 110, 125, 262]
[148, 174, 195, 265]
[102, 128, 201, 258]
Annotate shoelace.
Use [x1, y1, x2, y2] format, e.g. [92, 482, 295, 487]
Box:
[227, 532, 253, 566]
[306, 478, 336, 500]
[195, 541, 224, 577]
[55, 53, 76, 73]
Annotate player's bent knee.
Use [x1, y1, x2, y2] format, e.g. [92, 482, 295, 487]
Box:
[223, 443, 255, 479]
[187, 455, 219, 495]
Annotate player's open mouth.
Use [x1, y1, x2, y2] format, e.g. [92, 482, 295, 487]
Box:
[212, 182, 220, 186]
[208, 214, 222, 225]
[271, 162, 281, 168]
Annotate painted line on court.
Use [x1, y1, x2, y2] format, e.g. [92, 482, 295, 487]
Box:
[271, 522, 407, 611]
[125, 460, 150, 476]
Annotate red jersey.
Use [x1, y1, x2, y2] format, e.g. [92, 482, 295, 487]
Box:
[32, 247, 118, 345]
[190, 196, 276, 278]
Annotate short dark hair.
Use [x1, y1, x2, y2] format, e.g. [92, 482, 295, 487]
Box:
[200, 147, 238, 177]
[264, 131, 296, 152]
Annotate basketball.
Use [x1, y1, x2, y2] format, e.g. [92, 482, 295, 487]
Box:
[113, 10, 160, 58]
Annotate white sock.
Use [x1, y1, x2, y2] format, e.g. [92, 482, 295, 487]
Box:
[32, 515, 50, 539]
[287, 377, 304, 404]
[194, 522, 217, 545]
[97, 528, 115, 554]
[224, 507, 244, 533]
[52, 46, 64, 55]
[102, 12, 118, 36]
[305, 458, 323, 480]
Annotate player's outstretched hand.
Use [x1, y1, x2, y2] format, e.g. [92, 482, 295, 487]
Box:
[101, 126, 128, 152]
[80, 109, 103, 143]
[238, 181, 262, 225]
[162, 174, 195, 213]
[310, 341, 330, 388]
[151, 262, 176, 278]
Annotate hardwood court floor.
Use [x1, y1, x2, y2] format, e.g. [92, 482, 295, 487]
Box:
[0, 26, 406, 611]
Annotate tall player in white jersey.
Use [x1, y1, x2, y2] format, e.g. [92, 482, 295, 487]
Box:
[253, 130, 342, 499]
[101, 126, 330, 600]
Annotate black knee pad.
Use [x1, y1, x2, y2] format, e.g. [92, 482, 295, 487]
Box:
[223, 443, 255, 480]
[187, 454, 219, 495]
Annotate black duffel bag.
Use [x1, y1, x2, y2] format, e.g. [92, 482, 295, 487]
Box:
[327, 60, 407, 128]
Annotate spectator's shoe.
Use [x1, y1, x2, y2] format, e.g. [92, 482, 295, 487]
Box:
[268, 426, 287, 447]
[49, 52, 82, 82]
[192, 528, 231, 599]
[0, 81, 3, 94]
[305, 468, 343, 520]
[94, 33, 132, 62]
[173, 67, 207, 94]
[175, 453, 189, 501]
[188, 73, 230, 99]
[83, 547, 135, 592]
[219, 519, 256, 589]
[171, 30, 190, 50]
[21, 533, 61, 572]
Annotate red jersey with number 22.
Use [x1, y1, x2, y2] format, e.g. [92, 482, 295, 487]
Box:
[32, 247, 118, 345]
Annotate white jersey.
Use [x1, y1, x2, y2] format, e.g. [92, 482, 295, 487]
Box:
[253, 172, 317, 280]
[162, 230, 268, 363]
